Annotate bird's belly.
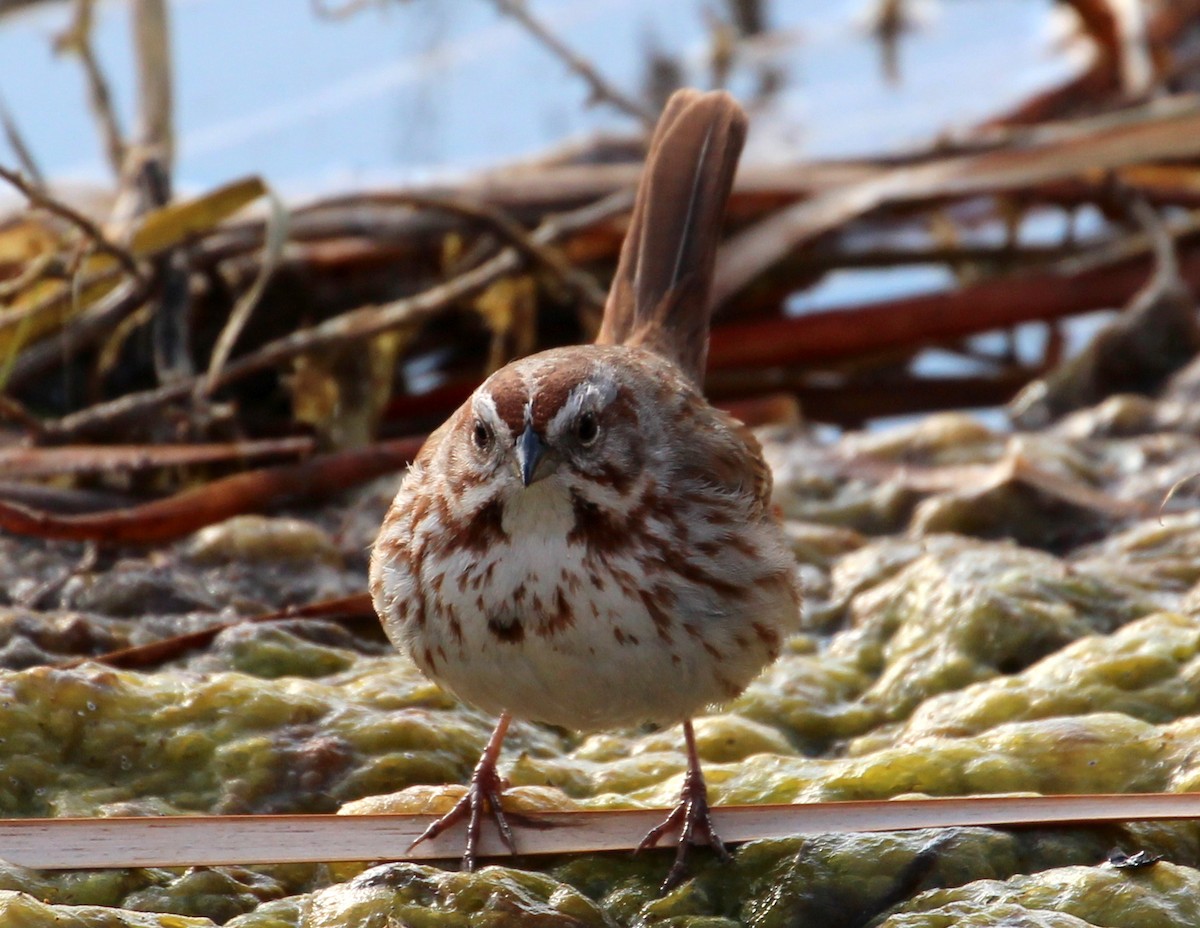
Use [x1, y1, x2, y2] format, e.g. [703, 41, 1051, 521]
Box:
[405, 536, 780, 731]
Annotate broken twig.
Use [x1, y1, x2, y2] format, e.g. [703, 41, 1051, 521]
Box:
[0, 166, 142, 280]
[492, 0, 655, 127]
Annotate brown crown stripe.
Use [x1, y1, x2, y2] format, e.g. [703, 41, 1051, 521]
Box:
[528, 361, 591, 433]
[485, 368, 528, 435]
[485, 354, 629, 437]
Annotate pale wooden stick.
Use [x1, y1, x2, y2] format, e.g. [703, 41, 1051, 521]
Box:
[3, 793, 1200, 870]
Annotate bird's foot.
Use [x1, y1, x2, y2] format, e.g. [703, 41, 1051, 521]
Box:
[637, 755, 731, 893]
[408, 712, 519, 871]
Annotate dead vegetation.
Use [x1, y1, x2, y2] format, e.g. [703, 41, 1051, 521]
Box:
[2, 0, 1200, 547]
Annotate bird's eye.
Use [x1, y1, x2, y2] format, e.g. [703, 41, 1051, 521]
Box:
[576, 412, 599, 446]
[473, 420, 491, 449]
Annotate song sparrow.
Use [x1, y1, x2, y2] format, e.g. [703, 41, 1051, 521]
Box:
[370, 89, 800, 890]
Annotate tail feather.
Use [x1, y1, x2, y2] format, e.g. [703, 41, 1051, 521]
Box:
[595, 89, 748, 386]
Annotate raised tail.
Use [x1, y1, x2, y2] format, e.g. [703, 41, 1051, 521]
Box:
[595, 89, 748, 386]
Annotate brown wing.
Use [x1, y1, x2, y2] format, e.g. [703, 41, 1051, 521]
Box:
[672, 400, 775, 520]
[712, 410, 775, 519]
[595, 89, 748, 387]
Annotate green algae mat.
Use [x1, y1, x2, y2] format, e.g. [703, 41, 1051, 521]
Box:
[3, 393, 1200, 925]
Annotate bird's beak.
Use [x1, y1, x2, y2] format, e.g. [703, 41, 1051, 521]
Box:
[517, 424, 548, 487]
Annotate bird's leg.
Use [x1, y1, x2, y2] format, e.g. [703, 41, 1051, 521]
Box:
[636, 720, 731, 892]
[408, 711, 517, 870]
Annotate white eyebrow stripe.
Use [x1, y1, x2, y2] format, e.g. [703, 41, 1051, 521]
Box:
[545, 377, 616, 437]
[474, 391, 499, 419]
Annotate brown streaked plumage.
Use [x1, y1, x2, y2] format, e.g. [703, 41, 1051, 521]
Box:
[370, 89, 800, 892]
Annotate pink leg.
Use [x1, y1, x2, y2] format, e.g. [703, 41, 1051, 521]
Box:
[636, 720, 731, 892]
[409, 711, 516, 870]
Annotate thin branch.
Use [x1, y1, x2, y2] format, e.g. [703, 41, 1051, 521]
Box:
[0, 93, 44, 186]
[3, 276, 152, 391]
[55, 0, 127, 178]
[39, 188, 635, 442]
[132, 0, 174, 172]
[327, 191, 608, 308]
[78, 45, 126, 176]
[0, 394, 45, 439]
[492, 0, 655, 127]
[56, 591, 374, 670]
[0, 437, 314, 479]
[14, 542, 97, 609]
[0, 261, 124, 347]
[3, 792, 1200, 869]
[0, 250, 62, 300]
[0, 437, 422, 542]
[214, 187, 631, 383]
[0, 166, 142, 279]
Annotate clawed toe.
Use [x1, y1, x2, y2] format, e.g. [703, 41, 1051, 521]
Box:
[638, 774, 730, 892]
[408, 760, 517, 869]
[637, 721, 732, 893]
[409, 713, 518, 870]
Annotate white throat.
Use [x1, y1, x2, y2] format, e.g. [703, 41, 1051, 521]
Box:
[500, 477, 575, 540]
